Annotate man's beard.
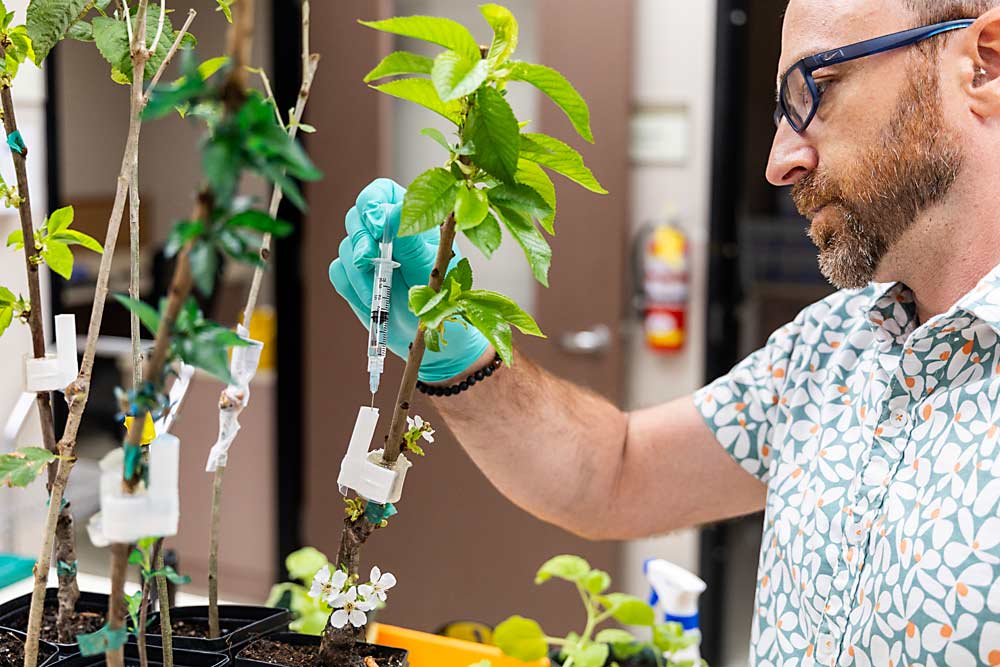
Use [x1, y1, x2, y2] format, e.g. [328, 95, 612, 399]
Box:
[792, 57, 963, 290]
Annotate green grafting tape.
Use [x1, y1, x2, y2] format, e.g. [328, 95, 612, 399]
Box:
[76, 624, 128, 656]
[364, 501, 397, 525]
[123, 443, 144, 481]
[45, 495, 69, 511]
[56, 559, 78, 578]
[6, 130, 25, 154]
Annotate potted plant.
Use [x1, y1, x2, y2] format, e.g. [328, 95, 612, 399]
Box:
[252, 3, 606, 666]
[0, 628, 59, 667]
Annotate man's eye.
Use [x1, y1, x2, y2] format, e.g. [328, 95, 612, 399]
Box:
[815, 79, 833, 96]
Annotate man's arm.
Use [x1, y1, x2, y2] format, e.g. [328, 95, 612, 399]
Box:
[430, 349, 768, 541]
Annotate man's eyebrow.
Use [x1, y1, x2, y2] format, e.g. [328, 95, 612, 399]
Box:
[774, 46, 827, 94]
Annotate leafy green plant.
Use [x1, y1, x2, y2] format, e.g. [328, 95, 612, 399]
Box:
[493, 556, 702, 667]
[0, 446, 60, 488]
[323, 4, 607, 661]
[6, 206, 103, 280]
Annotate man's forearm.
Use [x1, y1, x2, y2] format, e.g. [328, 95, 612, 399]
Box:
[428, 349, 628, 539]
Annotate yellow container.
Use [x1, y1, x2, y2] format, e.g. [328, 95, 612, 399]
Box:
[372, 623, 549, 667]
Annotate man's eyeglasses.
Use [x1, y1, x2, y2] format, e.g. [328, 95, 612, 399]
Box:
[774, 19, 975, 134]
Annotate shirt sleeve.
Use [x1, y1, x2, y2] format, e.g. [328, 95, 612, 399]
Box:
[694, 319, 802, 484]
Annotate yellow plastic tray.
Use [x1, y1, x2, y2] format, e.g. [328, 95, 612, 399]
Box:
[372, 623, 549, 667]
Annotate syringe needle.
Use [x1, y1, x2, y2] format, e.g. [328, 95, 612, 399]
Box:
[370, 392, 375, 408]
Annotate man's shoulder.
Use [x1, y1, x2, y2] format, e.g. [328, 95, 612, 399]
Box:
[778, 283, 886, 342]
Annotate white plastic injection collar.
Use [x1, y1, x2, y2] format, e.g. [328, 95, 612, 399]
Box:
[22, 314, 78, 393]
[337, 406, 412, 505]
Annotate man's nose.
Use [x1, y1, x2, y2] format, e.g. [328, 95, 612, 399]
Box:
[765, 121, 818, 186]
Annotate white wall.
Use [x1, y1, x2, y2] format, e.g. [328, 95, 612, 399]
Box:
[621, 0, 718, 596]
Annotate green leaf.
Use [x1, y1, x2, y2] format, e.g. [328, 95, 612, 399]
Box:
[92, 5, 183, 84]
[431, 50, 489, 102]
[463, 213, 501, 259]
[371, 78, 462, 125]
[595, 629, 636, 645]
[493, 616, 548, 662]
[424, 327, 441, 352]
[583, 569, 612, 595]
[50, 230, 103, 254]
[481, 4, 518, 69]
[125, 590, 143, 631]
[6, 229, 23, 249]
[652, 622, 697, 653]
[127, 549, 144, 567]
[188, 242, 220, 296]
[363, 50, 433, 83]
[460, 290, 542, 337]
[462, 301, 513, 366]
[46, 205, 74, 234]
[215, 0, 235, 23]
[420, 127, 453, 153]
[454, 186, 490, 230]
[165, 220, 204, 258]
[446, 258, 473, 292]
[91, 15, 129, 78]
[149, 566, 191, 585]
[535, 555, 591, 584]
[0, 286, 14, 304]
[488, 183, 553, 228]
[66, 20, 93, 41]
[0, 306, 13, 337]
[600, 594, 656, 626]
[464, 86, 520, 184]
[0, 446, 57, 488]
[520, 133, 607, 194]
[358, 15, 480, 63]
[114, 295, 161, 335]
[225, 210, 294, 237]
[492, 205, 551, 286]
[400, 167, 459, 236]
[26, 0, 90, 64]
[509, 62, 593, 142]
[408, 285, 439, 317]
[514, 160, 556, 234]
[564, 642, 609, 667]
[41, 241, 73, 279]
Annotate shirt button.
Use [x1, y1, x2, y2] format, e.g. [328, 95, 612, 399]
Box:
[890, 408, 909, 426]
[817, 633, 836, 660]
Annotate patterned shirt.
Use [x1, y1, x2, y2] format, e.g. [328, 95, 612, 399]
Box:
[695, 267, 1000, 667]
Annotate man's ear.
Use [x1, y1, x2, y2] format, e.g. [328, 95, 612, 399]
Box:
[961, 8, 1000, 118]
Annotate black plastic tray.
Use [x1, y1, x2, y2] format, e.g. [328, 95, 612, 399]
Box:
[0, 590, 115, 655]
[234, 632, 408, 667]
[145, 607, 291, 659]
[57, 643, 228, 667]
[0, 626, 61, 667]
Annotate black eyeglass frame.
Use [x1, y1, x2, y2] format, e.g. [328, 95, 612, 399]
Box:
[774, 18, 975, 133]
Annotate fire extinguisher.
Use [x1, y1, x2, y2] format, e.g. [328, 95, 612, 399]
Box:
[633, 221, 689, 352]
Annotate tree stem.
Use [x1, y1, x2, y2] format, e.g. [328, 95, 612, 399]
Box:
[106, 542, 130, 667]
[154, 548, 173, 667]
[207, 465, 224, 639]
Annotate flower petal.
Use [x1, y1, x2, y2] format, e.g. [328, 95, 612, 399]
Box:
[349, 609, 368, 628]
[330, 610, 349, 629]
[380, 572, 396, 590]
[370, 566, 381, 583]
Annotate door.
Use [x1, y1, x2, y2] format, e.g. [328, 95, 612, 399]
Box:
[302, 0, 631, 636]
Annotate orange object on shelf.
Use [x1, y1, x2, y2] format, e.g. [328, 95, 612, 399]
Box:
[372, 623, 549, 667]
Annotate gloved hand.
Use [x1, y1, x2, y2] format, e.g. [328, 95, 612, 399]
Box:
[329, 178, 490, 383]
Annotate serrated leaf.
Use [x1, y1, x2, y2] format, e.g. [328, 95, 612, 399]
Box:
[432, 50, 489, 102]
[460, 290, 542, 337]
[91, 15, 129, 76]
[600, 593, 656, 626]
[359, 15, 480, 63]
[447, 258, 473, 292]
[41, 242, 73, 279]
[371, 78, 462, 125]
[492, 205, 551, 286]
[400, 167, 459, 236]
[93, 5, 182, 84]
[454, 186, 490, 230]
[114, 295, 161, 335]
[0, 446, 56, 488]
[465, 86, 520, 184]
[520, 133, 607, 194]
[535, 554, 590, 584]
[364, 50, 433, 82]
[481, 4, 518, 69]
[514, 160, 556, 233]
[493, 616, 548, 662]
[420, 127, 453, 153]
[462, 301, 513, 366]
[509, 62, 593, 142]
[51, 230, 103, 254]
[488, 183, 553, 228]
[27, 0, 90, 64]
[66, 20, 93, 41]
[463, 213, 501, 258]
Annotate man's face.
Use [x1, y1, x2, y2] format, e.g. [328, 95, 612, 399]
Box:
[768, 0, 964, 289]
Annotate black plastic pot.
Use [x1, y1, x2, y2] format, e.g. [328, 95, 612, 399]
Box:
[57, 643, 228, 667]
[235, 632, 409, 667]
[0, 627, 61, 667]
[0, 589, 114, 655]
[145, 607, 291, 659]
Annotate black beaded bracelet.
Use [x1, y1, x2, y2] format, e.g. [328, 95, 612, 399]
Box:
[416, 353, 503, 397]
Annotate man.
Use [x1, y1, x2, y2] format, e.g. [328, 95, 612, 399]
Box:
[330, 0, 1000, 664]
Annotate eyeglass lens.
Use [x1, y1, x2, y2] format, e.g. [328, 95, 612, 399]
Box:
[779, 66, 812, 131]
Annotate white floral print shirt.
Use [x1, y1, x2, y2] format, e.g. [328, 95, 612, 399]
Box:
[695, 267, 1000, 667]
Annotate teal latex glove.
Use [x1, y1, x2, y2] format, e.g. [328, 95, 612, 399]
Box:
[329, 178, 490, 383]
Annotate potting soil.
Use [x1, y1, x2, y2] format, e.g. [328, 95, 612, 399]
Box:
[0, 630, 55, 667]
[10, 606, 107, 644]
[241, 638, 406, 667]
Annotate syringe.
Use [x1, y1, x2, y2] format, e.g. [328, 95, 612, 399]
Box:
[367, 221, 399, 400]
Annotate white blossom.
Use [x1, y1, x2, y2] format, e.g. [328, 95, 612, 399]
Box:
[329, 586, 373, 629]
[406, 415, 435, 443]
[309, 566, 347, 605]
[368, 566, 397, 602]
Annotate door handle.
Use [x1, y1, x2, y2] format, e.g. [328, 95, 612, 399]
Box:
[560, 325, 612, 356]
